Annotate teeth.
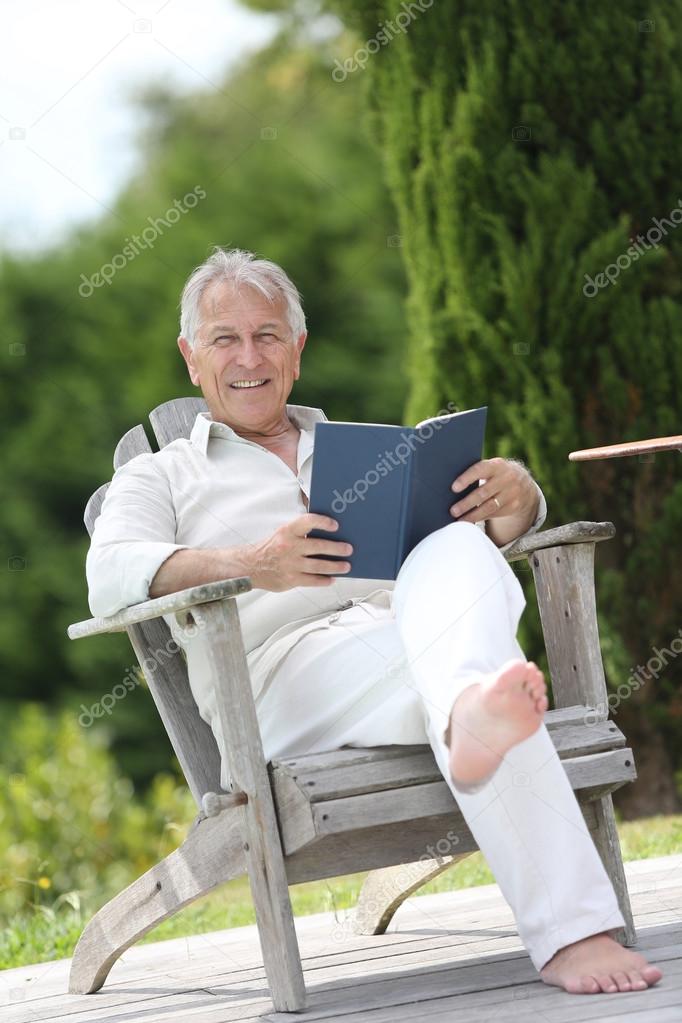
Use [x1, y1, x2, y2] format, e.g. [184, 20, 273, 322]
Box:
[231, 379, 267, 388]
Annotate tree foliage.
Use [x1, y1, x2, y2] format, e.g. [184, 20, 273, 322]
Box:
[326, 0, 682, 814]
[0, 30, 407, 783]
[0, 703, 194, 924]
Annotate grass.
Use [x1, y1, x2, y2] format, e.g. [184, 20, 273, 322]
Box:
[2, 814, 681, 971]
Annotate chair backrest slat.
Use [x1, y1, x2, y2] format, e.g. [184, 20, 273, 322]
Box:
[127, 618, 223, 804]
[149, 397, 208, 448]
[114, 424, 153, 469]
[82, 401, 223, 806]
[84, 483, 110, 534]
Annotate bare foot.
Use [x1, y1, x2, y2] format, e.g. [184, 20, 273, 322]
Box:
[445, 658, 548, 787]
[541, 932, 663, 993]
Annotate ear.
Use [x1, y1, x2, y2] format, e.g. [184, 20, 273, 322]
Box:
[293, 331, 307, 380]
[178, 336, 200, 387]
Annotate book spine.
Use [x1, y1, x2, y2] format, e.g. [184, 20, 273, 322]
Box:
[394, 431, 416, 575]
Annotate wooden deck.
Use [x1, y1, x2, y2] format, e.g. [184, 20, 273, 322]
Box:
[2, 854, 681, 1022]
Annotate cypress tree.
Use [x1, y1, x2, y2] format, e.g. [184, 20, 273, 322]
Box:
[332, 0, 682, 815]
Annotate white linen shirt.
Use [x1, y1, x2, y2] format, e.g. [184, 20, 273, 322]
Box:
[86, 404, 547, 742]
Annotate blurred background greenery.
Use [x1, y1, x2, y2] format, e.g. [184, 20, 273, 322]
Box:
[1, 0, 681, 966]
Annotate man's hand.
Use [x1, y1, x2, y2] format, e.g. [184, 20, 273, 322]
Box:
[449, 457, 540, 547]
[249, 513, 353, 591]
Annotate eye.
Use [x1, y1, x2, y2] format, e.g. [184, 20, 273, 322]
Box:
[213, 335, 235, 345]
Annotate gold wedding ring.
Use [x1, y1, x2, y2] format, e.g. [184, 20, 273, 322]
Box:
[493, 496, 501, 510]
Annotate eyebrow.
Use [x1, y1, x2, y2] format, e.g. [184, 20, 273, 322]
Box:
[210, 322, 282, 335]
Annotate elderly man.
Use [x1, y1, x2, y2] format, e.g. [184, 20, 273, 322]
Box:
[87, 247, 661, 995]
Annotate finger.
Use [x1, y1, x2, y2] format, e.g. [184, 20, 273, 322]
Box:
[300, 556, 352, 575]
[303, 538, 353, 557]
[451, 483, 495, 517]
[294, 513, 339, 535]
[452, 493, 502, 520]
[451, 459, 496, 492]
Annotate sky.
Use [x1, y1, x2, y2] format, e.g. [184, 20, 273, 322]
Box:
[0, 0, 278, 252]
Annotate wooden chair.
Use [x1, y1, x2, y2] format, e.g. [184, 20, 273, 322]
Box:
[66, 397, 637, 1012]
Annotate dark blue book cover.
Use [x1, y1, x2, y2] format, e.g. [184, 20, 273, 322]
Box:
[308, 407, 487, 579]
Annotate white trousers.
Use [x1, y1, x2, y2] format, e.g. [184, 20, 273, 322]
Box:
[255, 521, 625, 970]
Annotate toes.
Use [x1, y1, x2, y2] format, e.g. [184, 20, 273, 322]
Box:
[627, 970, 649, 990]
[532, 666, 546, 689]
[612, 970, 632, 991]
[525, 674, 548, 713]
[578, 974, 601, 994]
[641, 965, 663, 985]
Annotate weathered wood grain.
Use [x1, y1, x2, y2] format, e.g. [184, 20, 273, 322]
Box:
[113, 423, 153, 468]
[199, 599, 306, 1012]
[503, 520, 615, 562]
[300, 749, 635, 842]
[83, 482, 109, 533]
[7, 857, 677, 1023]
[68, 808, 247, 995]
[125, 615, 224, 805]
[149, 396, 208, 447]
[6, 860, 677, 1005]
[67, 577, 252, 638]
[569, 434, 682, 461]
[351, 854, 472, 935]
[270, 718, 625, 806]
[592, 794, 637, 947]
[531, 542, 608, 711]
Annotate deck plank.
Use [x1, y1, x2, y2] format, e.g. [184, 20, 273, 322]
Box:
[1, 856, 680, 1022]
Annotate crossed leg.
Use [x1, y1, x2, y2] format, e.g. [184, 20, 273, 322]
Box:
[396, 522, 662, 993]
[255, 520, 662, 993]
[443, 657, 662, 992]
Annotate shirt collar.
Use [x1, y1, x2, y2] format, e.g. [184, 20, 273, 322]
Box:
[189, 403, 328, 457]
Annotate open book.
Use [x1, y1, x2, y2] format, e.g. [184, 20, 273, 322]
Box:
[307, 406, 487, 579]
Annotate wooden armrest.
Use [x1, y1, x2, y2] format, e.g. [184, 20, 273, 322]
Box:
[67, 577, 252, 639]
[569, 435, 682, 461]
[504, 521, 615, 563]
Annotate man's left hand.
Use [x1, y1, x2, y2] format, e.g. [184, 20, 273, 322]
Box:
[450, 457, 538, 526]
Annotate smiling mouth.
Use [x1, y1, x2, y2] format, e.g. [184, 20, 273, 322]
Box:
[230, 379, 270, 389]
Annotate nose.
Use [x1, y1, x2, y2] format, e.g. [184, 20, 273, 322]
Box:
[236, 335, 263, 369]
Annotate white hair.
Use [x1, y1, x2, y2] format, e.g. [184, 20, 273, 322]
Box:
[179, 247, 306, 347]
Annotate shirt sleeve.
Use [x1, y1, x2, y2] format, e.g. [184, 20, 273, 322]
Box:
[488, 479, 548, 556]
[86, 453, 189, 618]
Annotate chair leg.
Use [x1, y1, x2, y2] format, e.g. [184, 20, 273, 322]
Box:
[353, 854, 472, 935]
[531, 544, 636, 947]
[199, 600, 306, 1012]
[590, 794, 637, 946]
[69, 808, 246, 994]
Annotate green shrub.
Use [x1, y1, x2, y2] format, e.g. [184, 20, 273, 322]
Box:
[0, 703, 194, 924]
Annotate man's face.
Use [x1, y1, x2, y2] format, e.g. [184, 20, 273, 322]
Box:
[178, 280, 306, 433]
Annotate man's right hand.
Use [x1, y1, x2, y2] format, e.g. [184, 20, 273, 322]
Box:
[249, 514, 353, 592]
